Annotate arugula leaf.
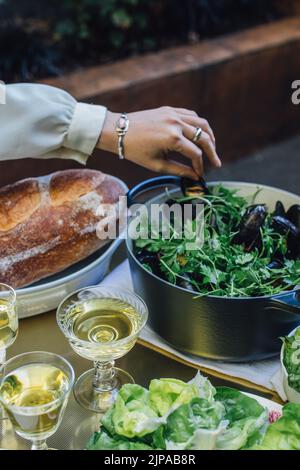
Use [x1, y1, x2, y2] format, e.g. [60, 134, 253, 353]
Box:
[133, 185, 300, 297]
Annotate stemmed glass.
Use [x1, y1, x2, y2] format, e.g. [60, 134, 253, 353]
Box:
[0, 351, 74, 450]
[0, 284, 18, 423]
[0, 284, 18, 366]
[57, 286, 148, 413]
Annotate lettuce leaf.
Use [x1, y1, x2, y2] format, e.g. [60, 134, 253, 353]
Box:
[152, 397, 225, 450]
[189, 372, 217, 401]
[100, 375, 210, 440]
[214, 387, 268, 450]
[86, 428, 153, 450]
[99, 374, 214, 441]
[105, 383, 162, 438]
[149, 372, 216, 417]
[253, 403, 300, 450]
[149, 378, 199, 417]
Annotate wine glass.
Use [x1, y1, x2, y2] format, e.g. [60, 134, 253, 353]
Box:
[0, 284, 18, 366]
[56, 286, 148, 413]
[0, 284, 18, 423]
[0, 351, 75, 450]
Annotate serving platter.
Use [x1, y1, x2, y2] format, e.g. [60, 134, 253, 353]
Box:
[15, 176, 128, 319]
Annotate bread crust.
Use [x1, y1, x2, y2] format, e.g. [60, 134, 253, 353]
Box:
[0, 170, 125, 288]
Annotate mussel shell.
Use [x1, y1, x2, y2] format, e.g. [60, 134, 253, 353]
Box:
[234, 205, 267, 249]
[271, 215, 300, 257]
[181, 177, 209, 198]
[274, 201, 286, 217]
[286, 204, 300, 230]
[176, 273, 195, 292]
[267, 259, 284, 269]
[135, 250, 162, 276]
[165, 199, 198, 222]
[271, 216, 299, 237]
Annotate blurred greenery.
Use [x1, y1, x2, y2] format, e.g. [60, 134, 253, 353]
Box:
[0, 0, 283, 81]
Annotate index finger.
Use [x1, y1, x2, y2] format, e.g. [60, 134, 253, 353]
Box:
[197, 131, 221, 168]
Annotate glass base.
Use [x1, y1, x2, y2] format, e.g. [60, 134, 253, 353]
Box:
[74, 368, 134, 413]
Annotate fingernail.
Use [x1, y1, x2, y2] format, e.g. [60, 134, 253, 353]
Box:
[215, 155, 221, 166]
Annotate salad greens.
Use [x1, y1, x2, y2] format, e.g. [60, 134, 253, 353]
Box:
[149, 377, 201, 416]
[153, 397, 225, 450]
[134, 185, 300, 297]
[214, 387, 268, 450]
[252, 403, 300, 450]
[86, 372, 274, 451]
[282, 327, 300, 393]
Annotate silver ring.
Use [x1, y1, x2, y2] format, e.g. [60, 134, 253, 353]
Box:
[192, 127, 202, 142]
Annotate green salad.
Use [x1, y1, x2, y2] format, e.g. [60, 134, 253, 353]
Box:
[133, 185, 300, 297]
[86, 373, 300, 451]
[282, 327, 300, 393]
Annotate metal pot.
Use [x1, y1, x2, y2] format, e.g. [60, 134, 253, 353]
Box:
[126, 176, 300, 362]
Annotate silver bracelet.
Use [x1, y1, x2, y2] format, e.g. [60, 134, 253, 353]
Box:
[115, 113, 129, 159]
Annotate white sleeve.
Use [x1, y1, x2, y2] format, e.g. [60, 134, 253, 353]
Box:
[0, 83, 107, 164]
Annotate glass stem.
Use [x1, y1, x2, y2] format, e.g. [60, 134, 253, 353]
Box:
[0, 348, 6, 422]
[92, 361, 117, 392]
[0, 348, 5, 370]
[31, 439, 48, 451]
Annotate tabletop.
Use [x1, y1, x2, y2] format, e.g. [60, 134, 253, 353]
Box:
[0, 308, 282, 450]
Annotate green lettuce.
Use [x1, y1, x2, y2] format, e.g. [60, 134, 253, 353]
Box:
[189, 371, 217, 401]
[214, 387, 268, 450]
[253, 403, 300, 450]
[149, 374, 206, 417]
[105, 384, 161, 438]
[100, 375, 210, 440]
[282, 327, 300, 393]
[153, 397, 225, 450]
[86, 429, 153, 450]
[85, 373, 279, 451]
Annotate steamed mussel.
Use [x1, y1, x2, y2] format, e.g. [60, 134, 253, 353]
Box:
[164, 177, 210, 221]
[271, 215, 300, 258]
[267, 259, 284, 270]
[234, 204, 267, 251]
[134, 249, 162, 277]
[274, 201, 286, 218]
[181, 177, 209, 198]
[286, 204, 300, 230]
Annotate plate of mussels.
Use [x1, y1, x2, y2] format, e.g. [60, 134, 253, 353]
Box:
[126, 176, 300, 361]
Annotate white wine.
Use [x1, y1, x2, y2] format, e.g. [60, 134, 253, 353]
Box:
[64, 297, 142, 360]
[57, 288, 147, 413]
[0, 363, 69, 440]
[0, 299, 18, 349]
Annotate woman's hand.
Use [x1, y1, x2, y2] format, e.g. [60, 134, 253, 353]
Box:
[98, 107, 221, 180]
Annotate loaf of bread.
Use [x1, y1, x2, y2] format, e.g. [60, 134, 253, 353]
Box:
[0, 169, 126, 288]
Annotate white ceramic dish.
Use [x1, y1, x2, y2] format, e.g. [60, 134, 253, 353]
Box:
[280, 326, 300, 403]
[16, 176, 128, 319]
